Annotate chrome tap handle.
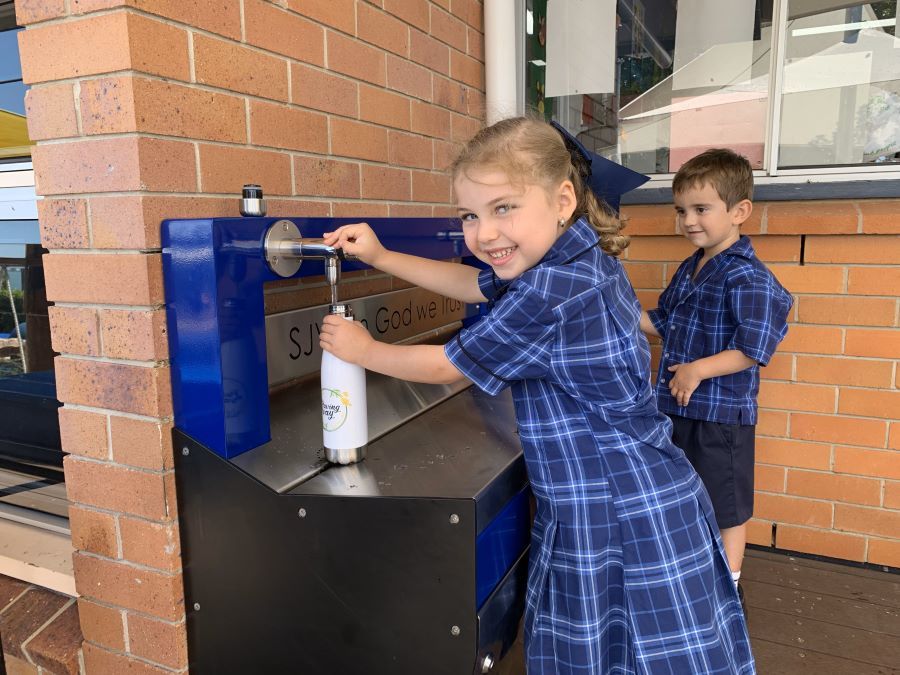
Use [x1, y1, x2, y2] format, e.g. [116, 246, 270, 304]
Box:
[284, 239, 358, 262]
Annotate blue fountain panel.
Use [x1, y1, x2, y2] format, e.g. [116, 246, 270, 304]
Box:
[161, 216, 479, 459]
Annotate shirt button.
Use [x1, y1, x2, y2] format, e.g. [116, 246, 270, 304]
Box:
[659, 378, 666, 384]
[664, 352, 670, 358]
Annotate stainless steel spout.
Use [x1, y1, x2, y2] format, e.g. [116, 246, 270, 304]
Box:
[325, 256, 339, 305]
[264, 220, 357, 280]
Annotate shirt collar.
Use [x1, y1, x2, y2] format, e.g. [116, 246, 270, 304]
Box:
[685, 234, 755, 268]
[682, 234, 755, 288]
[695, 234, 754, 261]
[728, 234, 755, 259]
[481, 217, 599, 306]
[538, 217, 599, 268]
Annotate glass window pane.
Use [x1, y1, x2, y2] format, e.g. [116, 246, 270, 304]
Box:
[0, 8, 60, 488]
[0, 28, 22, 82]
[0, 80, 26, 115]
[779, 1, 900, 167]
[0, 87, 32, 159]
[1, 245, 52, 377]
[0, 25, 30, 160]
[529, 0, 774, 176]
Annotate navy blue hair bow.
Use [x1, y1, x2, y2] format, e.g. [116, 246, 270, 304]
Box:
[550, 121, 649, 214]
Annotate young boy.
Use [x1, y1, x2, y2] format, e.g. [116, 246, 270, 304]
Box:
[640, 148, 793, 612]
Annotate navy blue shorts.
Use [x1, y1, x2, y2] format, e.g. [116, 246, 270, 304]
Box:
[668, 414, 755, 529]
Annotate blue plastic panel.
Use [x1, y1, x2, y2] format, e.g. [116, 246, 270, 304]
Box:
[476, 488, 531, 608]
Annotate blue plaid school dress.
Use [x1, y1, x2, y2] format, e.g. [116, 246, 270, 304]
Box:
[445, 218, 755, 674]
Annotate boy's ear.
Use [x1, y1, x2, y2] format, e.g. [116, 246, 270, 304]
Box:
[557, 179, 577, 221]
[731, 199, 753, 226]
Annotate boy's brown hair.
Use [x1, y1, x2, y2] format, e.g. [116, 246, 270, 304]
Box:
[672, 148, 754, 210]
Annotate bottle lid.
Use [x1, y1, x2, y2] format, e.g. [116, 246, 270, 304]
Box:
[329, 303, 353, 317]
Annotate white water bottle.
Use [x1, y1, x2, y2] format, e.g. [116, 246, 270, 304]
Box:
[321, 304, 368, 464]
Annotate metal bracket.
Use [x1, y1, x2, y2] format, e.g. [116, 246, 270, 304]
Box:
[264, 219, 303, 277]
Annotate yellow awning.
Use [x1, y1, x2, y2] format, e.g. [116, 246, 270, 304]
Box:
[0, 108, 33, 160]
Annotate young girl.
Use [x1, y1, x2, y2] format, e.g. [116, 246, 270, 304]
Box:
[319, 117, 755, 674]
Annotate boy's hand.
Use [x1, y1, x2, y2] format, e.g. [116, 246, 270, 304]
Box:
[667, 361, 703, 407]
[319, 315, 373, 366]
[322, 222, 386, 267]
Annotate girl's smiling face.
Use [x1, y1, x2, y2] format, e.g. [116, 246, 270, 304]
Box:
[455, 169, 576, 280]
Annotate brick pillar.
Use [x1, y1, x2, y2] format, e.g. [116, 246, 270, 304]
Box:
[622, 199, 900, 569]
[15, 0, 485, 671]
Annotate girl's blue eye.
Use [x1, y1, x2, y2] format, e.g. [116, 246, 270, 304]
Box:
[460, 212, 477, 223]
[496, 203, 512, 215]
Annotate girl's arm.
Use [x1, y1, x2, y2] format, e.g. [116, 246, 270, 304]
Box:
[369, 249, 486, 304]
[324, 223, 486, 303]
[640, 310, 660, 337]
[320, 315, 467, 385]
[361, 340, 465, 384]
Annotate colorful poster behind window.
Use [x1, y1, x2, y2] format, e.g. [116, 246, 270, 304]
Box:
[525, 0, 553, 119]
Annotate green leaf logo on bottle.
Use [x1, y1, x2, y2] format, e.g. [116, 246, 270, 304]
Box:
[322, 387, 351, 431]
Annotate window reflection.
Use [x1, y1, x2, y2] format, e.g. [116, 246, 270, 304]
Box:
[780, 1, 899, 167]
[0, 1, 61, 509]
[528, 0, 773, 173]
[1, 245, 52, 376]
[1, 2, 31, 160]
[621, 0, 773, 173]
[530, 1, 899, 174]
[0, 265, 26, 375]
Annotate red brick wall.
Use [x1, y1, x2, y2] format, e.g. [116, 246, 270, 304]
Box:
[1, 574, 83, 674]
[622, 199, 900, 569]
[16, 0, 484, 671]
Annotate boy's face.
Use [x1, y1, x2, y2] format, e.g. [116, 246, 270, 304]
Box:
[455, 169, 575, 280]
[673, 182, 751, 259]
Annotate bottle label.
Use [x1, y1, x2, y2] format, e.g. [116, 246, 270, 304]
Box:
[322, 387, 351, 431]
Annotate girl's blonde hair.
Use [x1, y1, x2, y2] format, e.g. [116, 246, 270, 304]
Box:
[451, 116, 629, 256]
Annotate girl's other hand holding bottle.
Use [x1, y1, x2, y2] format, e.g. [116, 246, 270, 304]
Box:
[323, 222, 386, 267]
[320, 314, 373, 366]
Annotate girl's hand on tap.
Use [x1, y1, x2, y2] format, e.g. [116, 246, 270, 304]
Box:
[320, 315, 373, 366]
[322, 223, 386, 267]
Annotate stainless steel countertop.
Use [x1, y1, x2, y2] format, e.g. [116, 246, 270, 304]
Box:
[232, 373, 523, 504]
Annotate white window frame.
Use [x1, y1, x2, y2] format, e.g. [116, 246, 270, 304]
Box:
[0, 161, 38, 220]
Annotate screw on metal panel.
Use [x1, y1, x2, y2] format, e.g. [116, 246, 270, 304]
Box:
[298, 508, 307, 518]
[182, 447, 190, 456]
[450, 625, 460, 636]
[449, 514, 459, 524]
[193, 602, 201, 611]
[273, 255, 279, 263]
[283, 222, 289, 231]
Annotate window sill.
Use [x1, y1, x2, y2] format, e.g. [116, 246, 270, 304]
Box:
[623, 176, 900, 205]
[0, 509, 75, 597]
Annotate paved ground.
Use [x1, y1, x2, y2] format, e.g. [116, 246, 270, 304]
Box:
[496, 547, 900, 674]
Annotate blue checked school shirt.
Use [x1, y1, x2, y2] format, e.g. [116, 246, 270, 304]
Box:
[648, 235, 793, 425]
[445, 218, 754, 675]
